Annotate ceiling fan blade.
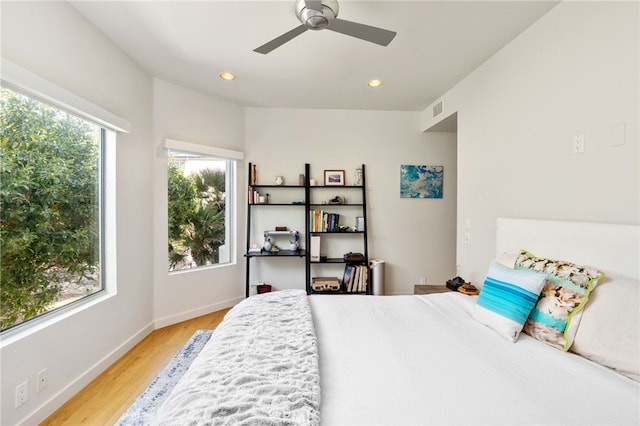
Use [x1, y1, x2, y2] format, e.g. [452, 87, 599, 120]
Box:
[253, 25, 308, 54]
[304, 0, 323, 12]
[327, 18, 396, 46]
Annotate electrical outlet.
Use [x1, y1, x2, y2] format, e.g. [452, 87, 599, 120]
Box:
[15, 381, 28, 408]
[37, 368, 48, 392]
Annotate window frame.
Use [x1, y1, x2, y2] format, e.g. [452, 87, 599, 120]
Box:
[164, 138, 244, 273]
[0, 59, 128, 341]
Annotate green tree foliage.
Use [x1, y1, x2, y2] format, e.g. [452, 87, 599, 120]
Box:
[168, 162, 226, 270]
[0, 88, 100, 330]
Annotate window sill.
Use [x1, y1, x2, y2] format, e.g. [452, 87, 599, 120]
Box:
[0, 290, 115, 348]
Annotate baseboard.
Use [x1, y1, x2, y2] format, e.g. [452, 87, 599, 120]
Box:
[153, 296, 243, 329]
[20, 322, 154, 426]
[19, 298, 242, 425]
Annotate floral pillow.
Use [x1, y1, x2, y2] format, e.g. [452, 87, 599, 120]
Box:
[515, 250, 604, 351]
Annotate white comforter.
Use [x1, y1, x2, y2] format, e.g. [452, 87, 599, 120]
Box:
[311, 292, 640, 425]
[151, 291, 639, 425]
[153, 290, 320, 425]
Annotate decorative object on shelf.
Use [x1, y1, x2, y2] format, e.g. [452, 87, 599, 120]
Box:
[292, 200, 304, 204]
[343, 252, 365, 262]
[309, 179, 317, 186]
[355, 216, 365, 231]
[261, 229, 300, 254]
[355, 167, 363, 186]
[299, 174, 305, 185]
[275, 175, 284, 186]
[258, 195, 266, 204]
[248, 245, 262, 254]
[257, 283, 272, 294]
[290, 231, 301, 251]
[251, 164, 257, 185]
[328, 195, 345, 205]
[324, 170, 345, 186]
[400, 165, 443, 199]
[312, 277, 341, 292]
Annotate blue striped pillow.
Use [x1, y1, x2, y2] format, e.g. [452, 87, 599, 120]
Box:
[473, 262, 547, 342]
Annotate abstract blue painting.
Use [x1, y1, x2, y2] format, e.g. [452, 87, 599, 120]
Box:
[400, 165, 443, 198]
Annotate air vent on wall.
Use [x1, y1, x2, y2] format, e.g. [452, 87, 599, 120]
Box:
[433, 100, 443, 118]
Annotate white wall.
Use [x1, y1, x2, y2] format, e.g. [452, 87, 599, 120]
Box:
[1, 2, 154, 425]
[0, 1, 454, 423]
[152, 79, 246, 326]
[7, 1, 635, 424]
[422, 1, 639, 285]
[245, 108, 457, 294]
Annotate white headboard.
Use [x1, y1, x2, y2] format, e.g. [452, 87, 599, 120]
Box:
[496, 218, 639, 280]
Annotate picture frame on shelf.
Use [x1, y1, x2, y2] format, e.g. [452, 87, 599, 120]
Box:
[324, 170, 345, 186]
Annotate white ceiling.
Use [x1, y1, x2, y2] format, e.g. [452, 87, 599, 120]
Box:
[70, 1, 558, 112]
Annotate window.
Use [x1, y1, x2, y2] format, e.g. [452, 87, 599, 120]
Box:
[167, 142, 241, 272]
[0, 88, 105, 331]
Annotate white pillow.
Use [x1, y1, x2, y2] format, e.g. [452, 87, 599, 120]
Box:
[473, 262, 547, 342]
[570, 277, 640, 376]
[495, 252, 518, 269]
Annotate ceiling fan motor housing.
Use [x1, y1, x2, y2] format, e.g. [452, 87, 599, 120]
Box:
[295, 0, 339, 30]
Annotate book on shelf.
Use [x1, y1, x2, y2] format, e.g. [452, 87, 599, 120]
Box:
[343, 264, 368, 293]
[310, 210, 340, 232]
[350, 266, 360, 292]
[359, 266, 368, 292]
[342, 264, 355, 291]
[310, 236, 321, 262]
[248, 188, 261, 204]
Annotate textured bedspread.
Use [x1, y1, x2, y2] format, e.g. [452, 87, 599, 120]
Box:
[152, 289, 320, 425]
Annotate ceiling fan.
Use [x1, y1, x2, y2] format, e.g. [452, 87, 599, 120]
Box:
[254, 0, 397, 54]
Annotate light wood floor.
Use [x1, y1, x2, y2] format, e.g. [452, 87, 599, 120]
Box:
[40, 308, 230, 425]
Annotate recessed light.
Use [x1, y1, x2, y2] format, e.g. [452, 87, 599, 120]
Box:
[219, 72, 236, 81]
[368, 79, 382, 87]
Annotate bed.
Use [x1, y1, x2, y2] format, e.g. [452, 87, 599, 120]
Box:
[148, 218, 640, 425]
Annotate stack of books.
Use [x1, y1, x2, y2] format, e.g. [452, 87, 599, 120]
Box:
[310, 210, 340, 232]
[342, 264, 369, 293]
